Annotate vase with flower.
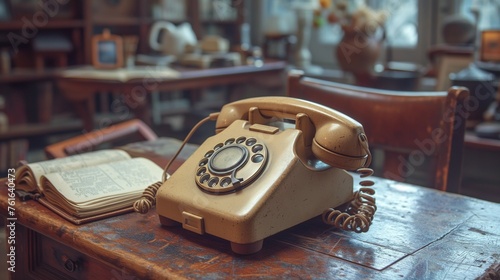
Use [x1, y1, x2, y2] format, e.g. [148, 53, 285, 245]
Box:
[315, 0, 387, 85]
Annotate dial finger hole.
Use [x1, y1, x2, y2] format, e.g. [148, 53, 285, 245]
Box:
[196, 167, 207, 176]
[199, 158, 208, 167]
[252, 144, 263, 153]
[225, 138, 235, 145]
[200, 174, 210, 184]
[208, 177, 219, 188]
[236, 137, 246, 144]
[252, 154, 264, 163]
[214, 143, 224, 150]
[205, 150, 214, 158]
[245, 138, 257, 146]
[220, 177, 232, 187]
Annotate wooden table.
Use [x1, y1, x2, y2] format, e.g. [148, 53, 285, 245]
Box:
[2, 171, 499, 279]
[56, 61, 287, 132]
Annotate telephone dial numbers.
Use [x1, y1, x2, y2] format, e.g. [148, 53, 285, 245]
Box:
[196, 136, 268, 193]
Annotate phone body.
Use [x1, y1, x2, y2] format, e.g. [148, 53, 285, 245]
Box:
[156, 96, 371, 254]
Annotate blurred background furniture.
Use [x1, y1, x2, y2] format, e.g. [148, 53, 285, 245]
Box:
[262, 33, 296, 62]
[427, 44, 474, 82]
[367, 61, 424, 91]
[287, 70, 470, 193]
[56, 61, 287, 132]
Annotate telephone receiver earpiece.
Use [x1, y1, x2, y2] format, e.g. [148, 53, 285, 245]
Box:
[215, 96, 371, 170]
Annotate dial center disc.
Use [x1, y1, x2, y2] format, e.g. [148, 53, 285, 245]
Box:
[209, 145, 248, 173]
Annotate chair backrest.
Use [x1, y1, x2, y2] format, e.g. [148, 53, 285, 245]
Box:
[45, 119, 158, 159]
[287, 70, 470, 192]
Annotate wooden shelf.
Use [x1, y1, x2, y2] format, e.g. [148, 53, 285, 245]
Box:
[0, 113, 135, 142]
[92, 17, 143, 26]
[200, 19, 240, 25]
[0, 69, 59, 84]
[0, 118, 83, 141]
[0, 20, 84, 30]
[91, 17, 190, 27]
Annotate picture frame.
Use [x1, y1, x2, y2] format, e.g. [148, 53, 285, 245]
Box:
[91, 29, 123, 69]
[480, 30, 500, 62]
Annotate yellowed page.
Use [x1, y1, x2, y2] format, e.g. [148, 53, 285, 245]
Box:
[27, 150, 131, 190]
[41, 157, 163, 217]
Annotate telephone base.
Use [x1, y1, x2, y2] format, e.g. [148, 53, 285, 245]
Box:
[160, 214, 264, 254]
[231, 240, 263, 255]
[159, 215, 180, 227]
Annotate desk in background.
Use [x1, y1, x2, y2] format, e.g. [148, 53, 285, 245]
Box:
[57, 61, 287, 132]
[1, 150, 499, 279]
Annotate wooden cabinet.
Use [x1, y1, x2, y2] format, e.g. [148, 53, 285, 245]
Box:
[0, 0, 247, 78]
[0, 0, 246, 65]
[10, 222, 118, 280]
[86, 0, 246, 59]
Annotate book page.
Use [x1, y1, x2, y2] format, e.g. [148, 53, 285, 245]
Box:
[29, 150, 131, 187]
[41, 157, 163, 204]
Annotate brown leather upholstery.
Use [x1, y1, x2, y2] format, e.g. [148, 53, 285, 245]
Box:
[45, 119, 158, 159]
[287, 70, 470, 192]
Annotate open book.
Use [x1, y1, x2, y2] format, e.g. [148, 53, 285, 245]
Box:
[15, 150, 163, 224]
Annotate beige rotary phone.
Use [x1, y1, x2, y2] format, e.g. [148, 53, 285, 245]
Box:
[135, 96, 377, 254]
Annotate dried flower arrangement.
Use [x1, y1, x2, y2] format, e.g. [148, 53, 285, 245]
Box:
[314, 0, 388, 33]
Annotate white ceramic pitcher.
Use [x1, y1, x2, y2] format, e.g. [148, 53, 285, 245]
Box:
[149, 21, 197, 56]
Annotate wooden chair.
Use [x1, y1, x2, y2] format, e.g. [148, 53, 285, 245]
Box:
[287, 70, 470, 193]
[45, 119, 158, 159]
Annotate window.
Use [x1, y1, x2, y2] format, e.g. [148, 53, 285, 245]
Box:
[257, 0, 500, 68]
[369, 0, 418, 47]
[317, 0, 418, 48]
[458, 0, 500, 31]
[312, 0, 420, 67]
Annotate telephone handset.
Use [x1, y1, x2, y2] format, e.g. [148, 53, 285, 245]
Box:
[135, 96, 377, 254]
[214, 96, 371, 170]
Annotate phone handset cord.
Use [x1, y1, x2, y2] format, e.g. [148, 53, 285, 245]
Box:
[133, 113, 220, 214]
[322, 167, 377, 233]
[322, 134, 376, 233]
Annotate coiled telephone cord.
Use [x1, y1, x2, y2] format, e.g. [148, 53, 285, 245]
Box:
[133, 113, 219, 214]
[133, 181, 163, 214]
[322, 167, 377, 233]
